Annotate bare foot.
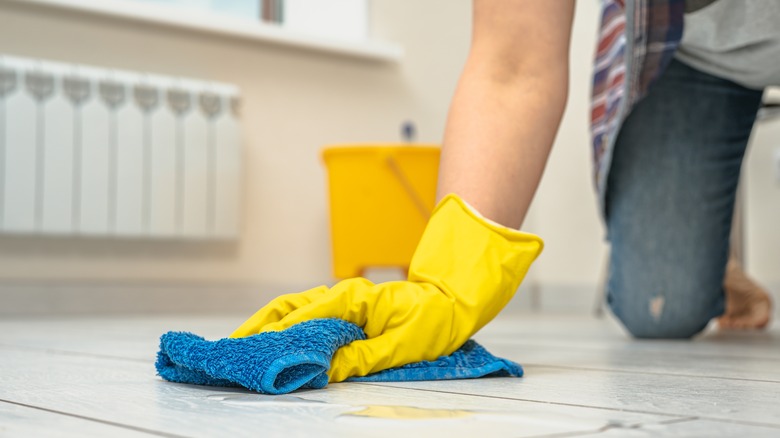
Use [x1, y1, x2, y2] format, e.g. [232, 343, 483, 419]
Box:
[718, 259, 773, 330]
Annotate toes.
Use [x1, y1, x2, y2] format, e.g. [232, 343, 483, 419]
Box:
[717, 318, 735, 330]
[717, 313, 770, 330]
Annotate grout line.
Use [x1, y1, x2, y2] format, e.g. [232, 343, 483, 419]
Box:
[528, 415, 780, 438]
[357, 383, 686, 418]
[520, 363, 780, 384]
[4, 341, 780, 432]
[0, 342, 148, 363]
[3, 339, 779, 390]
[526, 417, 701, 438]
[483, 340, 780, 362]
[483, 337, 776, 352]
[0, 399, 190, 438]
[357, 383, 780, 429]
[702, 417, 780, 430]
[526, 426, 613, 438]
[655, 417, 702, 425]
[21, 339, 777, 385]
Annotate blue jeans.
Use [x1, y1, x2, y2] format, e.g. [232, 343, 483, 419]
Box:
[605, 59, 764, 339]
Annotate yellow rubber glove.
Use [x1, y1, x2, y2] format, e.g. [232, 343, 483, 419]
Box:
[230, 193, 543, 382]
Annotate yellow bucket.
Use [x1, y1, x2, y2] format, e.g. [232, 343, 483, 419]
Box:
[322, 145, 440, 278]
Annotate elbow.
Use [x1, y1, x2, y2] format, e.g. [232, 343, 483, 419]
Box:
[515, 55, 569, 118]
[469, 50, 570, 115]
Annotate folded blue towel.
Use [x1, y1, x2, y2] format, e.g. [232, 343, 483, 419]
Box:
[156, 318, 522, 395]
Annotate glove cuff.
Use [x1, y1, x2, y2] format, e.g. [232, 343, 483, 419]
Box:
[408, 193, 544, 337]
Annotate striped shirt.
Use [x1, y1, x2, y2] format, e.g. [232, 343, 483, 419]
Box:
[591, 0, 685, 213]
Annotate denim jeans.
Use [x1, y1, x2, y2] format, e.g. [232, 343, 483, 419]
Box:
[605, 59, 764, 339]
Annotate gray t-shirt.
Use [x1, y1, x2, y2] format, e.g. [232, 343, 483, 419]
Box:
[675, 0, 780, 89]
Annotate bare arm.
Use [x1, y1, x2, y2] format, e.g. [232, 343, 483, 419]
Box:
[436, 0, 575, 229]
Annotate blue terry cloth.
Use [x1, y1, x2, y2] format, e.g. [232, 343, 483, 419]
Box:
[156, 318, 522, 395]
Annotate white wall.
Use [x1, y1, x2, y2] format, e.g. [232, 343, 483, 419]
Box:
[0, 0, 775, 314]
[0, 0, 473, 301]
[746, 115, 780, 288]
[523, 0, 608, 310]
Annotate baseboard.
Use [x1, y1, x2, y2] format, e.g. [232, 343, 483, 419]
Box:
[504, 283, 602, 314]
[0, 279, 601, 316]
[0, 280, 302, 316]
[3, 280, 777, 317]
[507, 282, 780, 317]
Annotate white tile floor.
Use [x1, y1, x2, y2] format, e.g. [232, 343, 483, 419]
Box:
[0, 312, 778, 437]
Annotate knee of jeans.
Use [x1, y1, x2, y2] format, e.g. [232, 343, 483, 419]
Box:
[608, 283, 722, 339]
[618, 306, 710, 339]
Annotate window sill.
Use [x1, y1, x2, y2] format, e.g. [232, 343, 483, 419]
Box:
[10, 0, 404, 63]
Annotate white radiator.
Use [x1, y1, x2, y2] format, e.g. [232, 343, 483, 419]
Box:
[0, 55, 242, 239]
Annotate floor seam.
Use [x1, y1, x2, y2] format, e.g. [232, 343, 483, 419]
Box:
[358, 383, 780, 428]
[699, 417, 780, 429]
[3, 342, 778, 385]
[0, 399, 189, 438]
[520, 363, 780, 384]
[0, 342, 148, 363]
[357, 383, 685, 418]
[524, 416, 701, 438]
[482, 341, 780, 361]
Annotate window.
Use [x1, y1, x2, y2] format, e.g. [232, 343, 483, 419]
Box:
[129, 0, 369, 41]
[22, 0, 398, 61]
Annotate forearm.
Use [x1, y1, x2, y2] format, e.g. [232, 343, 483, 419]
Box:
[436, 0, 575, 230]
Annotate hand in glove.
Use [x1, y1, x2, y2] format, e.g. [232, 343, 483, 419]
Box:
[230, 194, 543, 382]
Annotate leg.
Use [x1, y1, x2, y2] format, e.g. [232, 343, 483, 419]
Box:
[605, 59, 764, 339]
[721, 189, 772, 329]
[720, 258, 772, 329]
